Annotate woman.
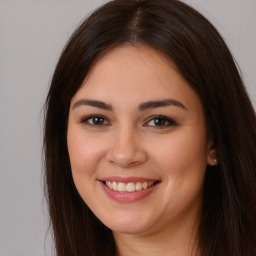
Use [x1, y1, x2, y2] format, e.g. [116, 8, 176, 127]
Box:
[43, 0, 256, 255]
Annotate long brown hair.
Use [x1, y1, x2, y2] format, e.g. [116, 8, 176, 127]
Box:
[43, 0, 256, 255]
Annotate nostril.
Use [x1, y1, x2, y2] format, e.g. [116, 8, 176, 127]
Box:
[106, 147, 148, 168]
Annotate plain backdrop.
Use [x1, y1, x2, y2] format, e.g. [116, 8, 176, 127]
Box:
[0, 1, 255, 255]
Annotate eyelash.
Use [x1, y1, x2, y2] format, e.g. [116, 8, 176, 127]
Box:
[144, 115, 178, 128]
[80, 115, 178, 128]
[81, 115, 110, 126]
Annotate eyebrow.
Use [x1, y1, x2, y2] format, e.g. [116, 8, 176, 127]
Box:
[72, 99, 113, 111]
[72, 98, 187, 111]
[138, 99, 187, 111]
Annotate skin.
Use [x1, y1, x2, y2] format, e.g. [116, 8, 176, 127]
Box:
[67, 45, 217, 256]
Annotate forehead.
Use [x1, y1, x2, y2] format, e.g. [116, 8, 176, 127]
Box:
[83, 44, 180, 90]
[71, 45, 202, 112]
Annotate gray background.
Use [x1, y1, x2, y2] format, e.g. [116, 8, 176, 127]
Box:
[0, 1, 255, 255]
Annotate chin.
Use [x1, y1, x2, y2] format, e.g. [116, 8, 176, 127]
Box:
[99, 211, 157, 235]
[109, 222, 151, 235]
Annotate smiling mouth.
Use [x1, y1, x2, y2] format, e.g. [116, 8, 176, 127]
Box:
[103, 181, 159, 193]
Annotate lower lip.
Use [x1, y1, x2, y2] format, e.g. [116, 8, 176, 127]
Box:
[100, 181, 160, 203]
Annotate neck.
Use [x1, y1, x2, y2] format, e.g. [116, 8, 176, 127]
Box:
[113, 211, 201, 256]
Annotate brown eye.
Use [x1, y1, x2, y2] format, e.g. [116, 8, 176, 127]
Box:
[145, 115, 178, 128]
[81, 115, 109, 126]
[152, 118, 167, 126]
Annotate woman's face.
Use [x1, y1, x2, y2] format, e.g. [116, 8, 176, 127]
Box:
[67, 45, 216, 235]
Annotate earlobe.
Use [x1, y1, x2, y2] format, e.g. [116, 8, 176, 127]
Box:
[206, 140, 218, 166]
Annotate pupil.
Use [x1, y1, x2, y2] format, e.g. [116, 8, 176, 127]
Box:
[155, 118, 165, 126]
[94, 117, 103, 124]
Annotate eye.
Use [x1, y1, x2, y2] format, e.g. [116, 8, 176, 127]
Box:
[145, 115, 178, 128]
[81, 115, 109, 126]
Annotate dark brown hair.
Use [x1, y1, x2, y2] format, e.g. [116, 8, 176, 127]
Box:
[44, 0, 256, 255]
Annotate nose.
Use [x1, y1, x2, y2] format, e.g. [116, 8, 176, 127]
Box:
[106, 127, 147, 168]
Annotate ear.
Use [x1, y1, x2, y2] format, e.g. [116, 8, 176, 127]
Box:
[206, 139, 218, 166]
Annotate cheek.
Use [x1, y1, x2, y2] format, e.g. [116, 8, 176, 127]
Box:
[67, 128, 109, 207]
[150, 129, 208, 217]
[150, 127, 208, 192]
[157, 127, 207, 170]
[67, 128, 106, 178]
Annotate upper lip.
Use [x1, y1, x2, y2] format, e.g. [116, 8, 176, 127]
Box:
[99, 176, 160, 183]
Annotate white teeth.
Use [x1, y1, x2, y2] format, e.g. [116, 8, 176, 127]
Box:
[136, 182, 142, 191]
[142, 182, 148, 189]
[106, 181, 112, 189]
[126, 183, 136, 192]
[112, 181, 118, 191]
[105, 181, 157, 192]
[117, 182, 126, 192]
